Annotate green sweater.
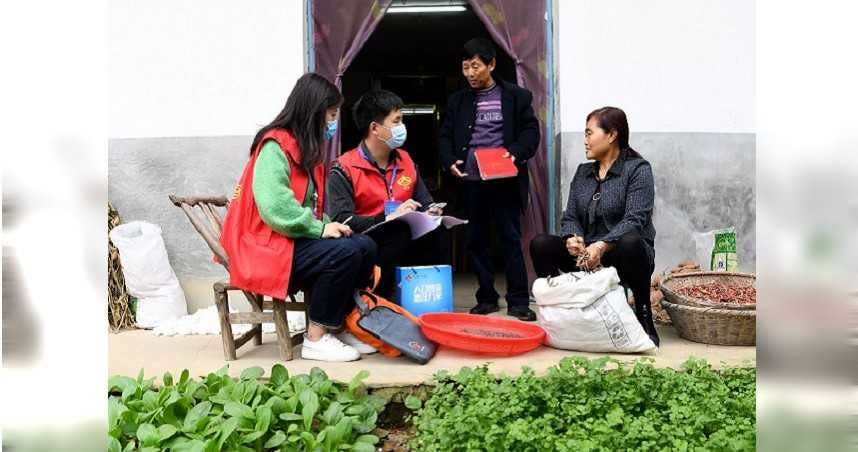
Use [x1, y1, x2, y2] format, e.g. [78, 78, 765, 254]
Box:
[252, 141, 330, 239]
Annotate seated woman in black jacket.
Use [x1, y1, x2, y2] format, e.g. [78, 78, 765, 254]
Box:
[529, 106, 659, 345]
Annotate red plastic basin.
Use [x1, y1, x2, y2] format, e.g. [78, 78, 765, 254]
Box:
[419, 312, 546, 356]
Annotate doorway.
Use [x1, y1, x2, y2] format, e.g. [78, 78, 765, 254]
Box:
[339, 4, 516, 272]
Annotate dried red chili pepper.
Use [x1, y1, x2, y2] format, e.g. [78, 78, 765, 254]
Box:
[676, 282, 756, 304]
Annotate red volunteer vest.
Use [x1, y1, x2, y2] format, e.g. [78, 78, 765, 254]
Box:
[337, 147, 418, 217]
[220, 129, 325, 299]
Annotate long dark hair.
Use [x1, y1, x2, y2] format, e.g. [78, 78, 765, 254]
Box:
[249, 73, 343, 170]
[586, 106, 642, 159]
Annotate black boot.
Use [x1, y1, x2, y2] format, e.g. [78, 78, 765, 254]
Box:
[469, 303, 500, 315]
[639, 308, 660, 347]
[507, 305, 537, 322]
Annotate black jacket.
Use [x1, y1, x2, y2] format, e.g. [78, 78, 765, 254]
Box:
[438, 79, 540, 209]
[560, 150, 656, 264]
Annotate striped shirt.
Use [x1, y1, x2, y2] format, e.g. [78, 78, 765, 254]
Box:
[464, 83, 504, 180]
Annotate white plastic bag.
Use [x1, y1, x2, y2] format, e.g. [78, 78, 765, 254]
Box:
[109, 221, 188, 328]
[532, 267, 656, 353]
[152, 306, 306, 336]
[693, 226, 738, 271]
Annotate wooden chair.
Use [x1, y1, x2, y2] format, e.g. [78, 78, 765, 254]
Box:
[168, 195, 308, 361]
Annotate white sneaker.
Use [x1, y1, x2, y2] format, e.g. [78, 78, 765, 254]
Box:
[301, 333, 361, 362]
[335, 330, 378, 355]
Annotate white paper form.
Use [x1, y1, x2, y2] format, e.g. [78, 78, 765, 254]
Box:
[364, 211, 467, 239]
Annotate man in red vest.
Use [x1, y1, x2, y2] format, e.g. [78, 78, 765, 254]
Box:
[327, 90, 446, 300]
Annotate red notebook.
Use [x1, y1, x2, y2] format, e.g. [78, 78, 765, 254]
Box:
[474, 147, 519, 180]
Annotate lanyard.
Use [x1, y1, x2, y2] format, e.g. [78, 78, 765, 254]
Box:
[359, 142, 398, 201]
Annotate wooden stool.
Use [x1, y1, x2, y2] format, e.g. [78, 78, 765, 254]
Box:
[169, 195, 309, 360]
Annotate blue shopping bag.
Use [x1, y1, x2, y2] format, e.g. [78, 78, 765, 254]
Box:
[395, 265, 453, 317]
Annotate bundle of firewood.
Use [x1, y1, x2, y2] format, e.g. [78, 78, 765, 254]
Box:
[109, 202, 135, 332]
[648, 273, 671, 325]
[668, 260, 703, 274]
[627, 260, 703, 325]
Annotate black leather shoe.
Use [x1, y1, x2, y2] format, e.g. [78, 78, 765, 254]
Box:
[507, 306, 537, 322]
[469, 303, 500, 315]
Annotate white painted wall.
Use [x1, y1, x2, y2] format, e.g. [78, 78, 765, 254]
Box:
[109, 0, 305, 138]
[110, 0, 753, 136]
[557, 0, 755, 133]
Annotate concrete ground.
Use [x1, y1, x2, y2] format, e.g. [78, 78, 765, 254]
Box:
[109, 274, 756, 387]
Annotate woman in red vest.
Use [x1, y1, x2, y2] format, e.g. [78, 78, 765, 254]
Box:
[220, 73, 378, 362]
[327, 89, 446, 300]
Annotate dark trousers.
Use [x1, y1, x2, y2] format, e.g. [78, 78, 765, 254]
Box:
[529, 232, 660, 345]
[289, 234, 377, 328]
[369, 221, 448, 301]
[464, 180, 529, 307]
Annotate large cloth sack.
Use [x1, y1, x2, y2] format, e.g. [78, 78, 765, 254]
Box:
[532, 267, 656, 353]
[109, 221, 188, 328]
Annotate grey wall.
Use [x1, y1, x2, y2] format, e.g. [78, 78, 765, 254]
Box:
[560, 132, 756, 273]
[110, 132, 755, 310]
[109, 135, 255, 278]
[109, 136, 254, 311]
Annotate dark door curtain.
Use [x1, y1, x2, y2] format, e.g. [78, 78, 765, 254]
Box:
[312, 0, 549, 283]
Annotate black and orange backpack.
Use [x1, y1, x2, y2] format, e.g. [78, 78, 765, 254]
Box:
[345, 267, 437, 363]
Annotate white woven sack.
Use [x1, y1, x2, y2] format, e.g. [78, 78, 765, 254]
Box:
[109, 221, 188, 328]
[532, 267, 656, 353]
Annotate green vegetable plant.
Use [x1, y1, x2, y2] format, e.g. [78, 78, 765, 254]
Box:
[108, 365, 385, 452]
[409, 357, 756, 452]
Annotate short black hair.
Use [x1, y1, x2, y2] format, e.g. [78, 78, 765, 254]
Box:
[352, 89, 404, 138]
[462, 37, 496, 65]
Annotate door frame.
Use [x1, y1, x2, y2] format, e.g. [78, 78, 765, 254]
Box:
[303, 0, 560, 233]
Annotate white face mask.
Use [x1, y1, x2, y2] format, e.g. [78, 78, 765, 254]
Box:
[378, 123, 407, 149]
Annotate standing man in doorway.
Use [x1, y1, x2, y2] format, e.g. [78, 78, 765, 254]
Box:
[439, 37, 540, 321]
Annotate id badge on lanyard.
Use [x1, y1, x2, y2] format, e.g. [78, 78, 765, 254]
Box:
[384, 200, 402, 216]
[360, 143, 401, 216]
[383, 164, 401, 215]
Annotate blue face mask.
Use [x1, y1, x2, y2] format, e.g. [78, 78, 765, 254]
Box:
[379, 123, 407, 149]
[325, 120, 338, 140]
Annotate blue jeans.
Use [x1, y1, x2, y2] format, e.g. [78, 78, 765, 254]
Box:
[289, 234, 377, 328]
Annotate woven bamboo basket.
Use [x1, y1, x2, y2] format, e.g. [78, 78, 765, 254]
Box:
[659, 272, 755, 345]
[660, 272, 756, 310]
[659, 299, 756, 345]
